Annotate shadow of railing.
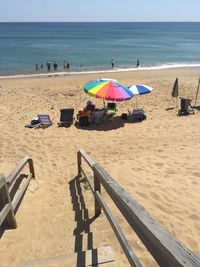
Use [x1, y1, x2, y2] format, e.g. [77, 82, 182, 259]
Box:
[75, 149, 200, 267]
[69, 175, 97, 267]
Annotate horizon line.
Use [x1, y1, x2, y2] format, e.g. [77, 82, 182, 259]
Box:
[0, 21, 200, 23]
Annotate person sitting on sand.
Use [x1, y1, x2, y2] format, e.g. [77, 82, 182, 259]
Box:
[84, 100, 95, 112]
[77, 101, 95, 124]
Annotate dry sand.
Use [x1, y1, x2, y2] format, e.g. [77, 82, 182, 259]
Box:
[0, 68, 200, 266]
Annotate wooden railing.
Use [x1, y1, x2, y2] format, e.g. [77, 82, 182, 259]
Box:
[0, 156, 35, 229]
[77, 149, 200, 267]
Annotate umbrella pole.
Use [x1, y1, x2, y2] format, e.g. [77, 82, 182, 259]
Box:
[194, 77, 200, 106]
[135, 96, 138, 109]
[103, 99, 105, 108]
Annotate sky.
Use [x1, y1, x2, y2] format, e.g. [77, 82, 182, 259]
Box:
[0, 0, 200, 22]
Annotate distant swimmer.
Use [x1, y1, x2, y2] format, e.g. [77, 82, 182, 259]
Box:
[66, 61, 70, 70]
[53, 61, 58, 70]
[136, 59, 140, 68]
[111, 59, 115, 68]
[35, 64, 39, 71]
[46, 60, 51, 71]
[40, 63, 43, 69]
[63, 60, 67, 71]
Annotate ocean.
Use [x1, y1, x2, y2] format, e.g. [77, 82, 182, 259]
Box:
[0, 22, 200, 77]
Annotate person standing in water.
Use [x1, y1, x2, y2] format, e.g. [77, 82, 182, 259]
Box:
[46, 60, 51, 71]
[66, 61, 70, 71]
[136, 59, 140, 68]
[63, 60, 67, 71]
[111, 59, 115, 68]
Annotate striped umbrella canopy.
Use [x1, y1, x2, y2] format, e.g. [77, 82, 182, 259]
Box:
[128, 84, 153, 108]
[128, 84, 153, 95]
[84, 78, 133, 102]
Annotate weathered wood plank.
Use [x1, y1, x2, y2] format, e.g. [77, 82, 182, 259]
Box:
[94, 172, 101, 217]
[12, 173, 32, 211]
[0, 203, 11, 226]
[79, 149, 95, 169]
[80, 166, 94, 192]
[0, 177, 17, 228]
[28, 158, 35, 179]
[80, 166, 141, 266]
[93, 163, 200, 267]
[6, 156, 33, 186]
[96, 191, 142, 267]
[77, 151, 82, 177]
[0, 175, 6, 190]
[0, 157, 34, 230]
[80, 166, 101, 216]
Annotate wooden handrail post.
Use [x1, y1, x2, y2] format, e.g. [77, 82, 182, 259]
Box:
[0, 175, 17, 229]
[77, 151, 82, 178]
[28, 158, 35, 179]
[94, 170, 101, 217]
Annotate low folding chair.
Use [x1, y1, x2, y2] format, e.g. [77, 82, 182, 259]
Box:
[37, 114, 52, 128]
[106, 102, 117, 118]
[178, 98, 195, 116]
[57, 108, 74, 127]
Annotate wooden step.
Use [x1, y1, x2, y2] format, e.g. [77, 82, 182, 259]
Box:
[4, 246, 115, 267]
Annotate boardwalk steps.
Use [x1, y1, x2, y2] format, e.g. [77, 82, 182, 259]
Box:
[3, 246, 115, 267]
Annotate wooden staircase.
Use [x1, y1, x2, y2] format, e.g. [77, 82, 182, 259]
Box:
[3, 246, 115, 267]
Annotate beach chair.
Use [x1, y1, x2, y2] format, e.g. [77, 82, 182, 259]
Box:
[106, 102, 117, 118]
[58, 108, 74, 127]
[37, 114, 52, 128]
[93, 109, 105, 124]
[178, 98, 194, 116]
[128, 108, 146, 122]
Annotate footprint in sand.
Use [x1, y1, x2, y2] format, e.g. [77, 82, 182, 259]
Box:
[135, 191, 148, 199]
[150, 192, 161, 201]
[192, 172, 200, 177]
[188, 214, 200, 221]
[154, 162, 164, 167]
[165, 168, 176, 175]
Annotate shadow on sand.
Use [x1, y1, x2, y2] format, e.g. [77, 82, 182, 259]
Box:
[69, 175, 99, 266]
[166, 107, 176, 111]
[75, 116, 125, 131]
[192, 105, 200, 110]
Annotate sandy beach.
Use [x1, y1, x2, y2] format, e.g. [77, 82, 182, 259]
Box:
[0, 68, 200, 266]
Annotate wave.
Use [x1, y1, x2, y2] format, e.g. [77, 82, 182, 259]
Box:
[0, 63, 200, 79]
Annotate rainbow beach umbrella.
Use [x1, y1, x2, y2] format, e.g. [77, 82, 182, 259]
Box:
[84, 78, 133, 102]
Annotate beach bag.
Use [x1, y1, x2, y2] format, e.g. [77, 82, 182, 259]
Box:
[31, 118, 40, 125]
[79, 116, 89, 126]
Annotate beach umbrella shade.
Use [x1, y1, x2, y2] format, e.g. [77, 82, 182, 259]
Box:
[128, 84, 153, 108]
[84, 78, 134, 102]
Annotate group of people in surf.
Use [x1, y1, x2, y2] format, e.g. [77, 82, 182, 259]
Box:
[35, 58, 140, 72]
[35, 59, 70, 72]
[111, 58, 140, 69]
